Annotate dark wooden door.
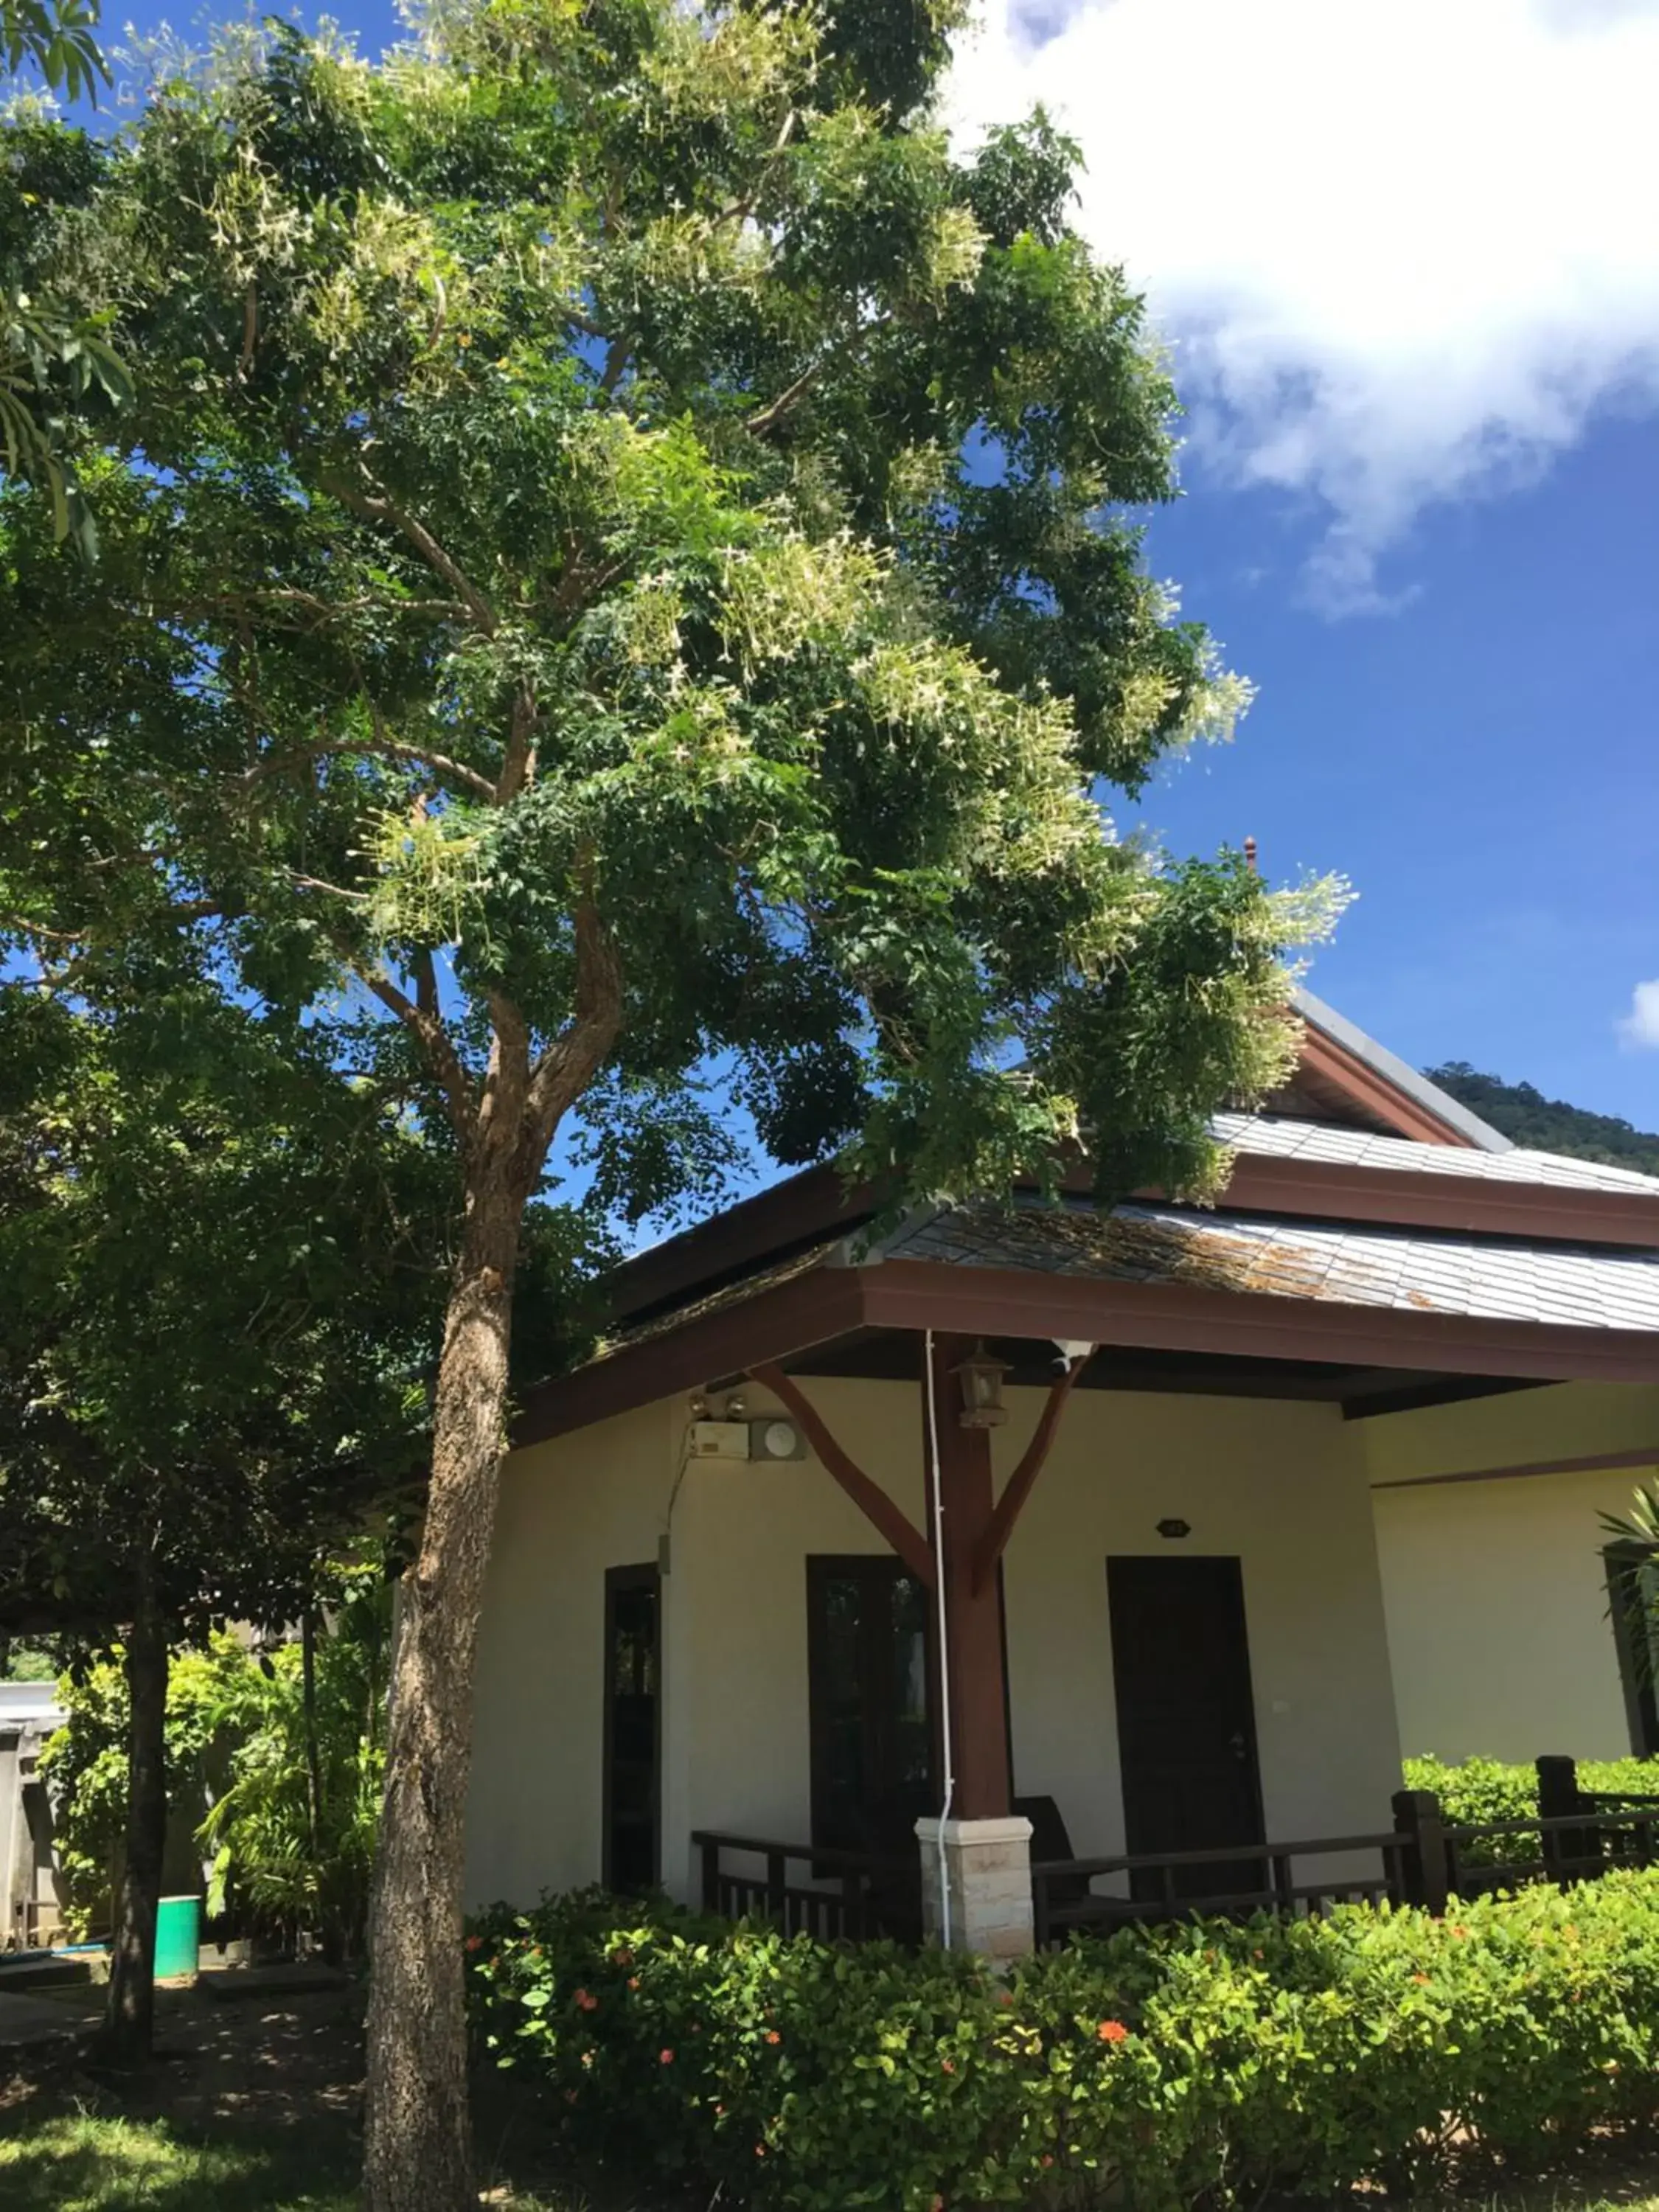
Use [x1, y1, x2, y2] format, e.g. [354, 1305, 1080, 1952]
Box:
[806, 1557, 934, 1861]
[1107, 1554, 1265, 1900]
[603, 1565, 661, 1894]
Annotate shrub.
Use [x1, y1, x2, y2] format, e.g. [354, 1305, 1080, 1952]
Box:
[1403, 1753, 1659, 1867]
[198, 1577, 391, 1964]
[38, 1635, 250, 1936]
[466, 1870, 1659, 2211]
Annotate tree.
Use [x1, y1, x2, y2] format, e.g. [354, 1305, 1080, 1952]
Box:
[0, 6, 1340, 2198]
[1428, 1062, 1659, 1178]
[0, 979, 444, 2058]
[1, 0, 120, 552]
[2, 0, 105, 98]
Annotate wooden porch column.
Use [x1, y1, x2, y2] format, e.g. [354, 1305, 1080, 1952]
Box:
[927, 1333, 1012, 1821]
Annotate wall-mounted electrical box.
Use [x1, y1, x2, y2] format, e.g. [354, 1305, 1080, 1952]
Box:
[689, 1420, 751, 1460]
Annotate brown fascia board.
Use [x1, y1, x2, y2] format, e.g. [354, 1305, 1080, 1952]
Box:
[602, 1164, 880, 1327]
[1207, 1151, 1659, 1251]
[1295, 1022, 1475, 1148]
[860, 1259, 1659, 1387]
[515, 1261, 866, 1444]
[514, 1250, 1659, 1446]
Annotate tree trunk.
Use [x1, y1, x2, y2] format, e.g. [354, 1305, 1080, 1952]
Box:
[362, 1175, 521, 2212]
[101, 1572, 169, 2064]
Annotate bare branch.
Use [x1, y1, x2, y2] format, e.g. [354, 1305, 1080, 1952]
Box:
[355, 962, 476, 1141]
[324, 475, 500, 636]
[286, 872, 370, 902]
[497, 683, 538, 804]
[237, 282, 258, 382]
[747, 311, 892, 441]
[524, 890, 623, 1164]
[242, 731, 498, 804]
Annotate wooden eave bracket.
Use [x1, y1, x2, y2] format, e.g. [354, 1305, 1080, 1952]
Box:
[750, 1361, 936, 1587]
[971, 1352, 1092, 1595]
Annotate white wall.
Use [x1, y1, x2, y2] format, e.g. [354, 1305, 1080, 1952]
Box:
[466, 1399, 678, 1909]
[1363, 1382, 1659, 1764]
[1003, 1385, 1401, 1857]
[468, 1375, 1405, 1907]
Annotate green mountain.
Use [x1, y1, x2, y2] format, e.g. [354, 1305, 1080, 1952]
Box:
[1427, 1062, 1659, 1177]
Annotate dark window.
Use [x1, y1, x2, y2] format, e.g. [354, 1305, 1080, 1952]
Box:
[1605, 1545, 1659, 1757]
[603, 1565, 661, 1893]
[807, 1557, 933, 1860]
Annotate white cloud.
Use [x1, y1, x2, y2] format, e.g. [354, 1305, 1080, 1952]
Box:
[946, 0, 1659, 612]
[1617, 979, 1659, 1049]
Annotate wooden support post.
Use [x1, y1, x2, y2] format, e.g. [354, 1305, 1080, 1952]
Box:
[751, 1363, 935, 1587]
[1538, 1754, 1588, 1879]
[928, 1334, 1012, 1822]
[1391, 1789, 1450, 1914]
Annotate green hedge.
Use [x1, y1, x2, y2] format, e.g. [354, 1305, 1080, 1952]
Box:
[1403, 1754, 1659, 1867]
[467, 1872, 1659, 2211]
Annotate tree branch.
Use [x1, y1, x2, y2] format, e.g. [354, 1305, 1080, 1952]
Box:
[241, 732, 498, 804]
[356, 964, 476, 1141]
[497, 683, 538, 804]
[523, 891, 623, 1166]
[324, 476, 499, 636]
[747, 311, 892, 441]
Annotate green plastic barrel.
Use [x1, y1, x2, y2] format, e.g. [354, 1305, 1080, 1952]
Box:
[153, 1896, 201, 1983]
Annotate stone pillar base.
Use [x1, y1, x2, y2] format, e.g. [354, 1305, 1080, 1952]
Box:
[914, 1815, 1034, 1961]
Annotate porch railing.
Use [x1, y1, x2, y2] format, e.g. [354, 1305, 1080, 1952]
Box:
[698, 1761, 1659, 1952]
[1031, 1829, 1411, 1948]
[1032, 1759, 1659, 1945]
[691, 1830, 920, 1944]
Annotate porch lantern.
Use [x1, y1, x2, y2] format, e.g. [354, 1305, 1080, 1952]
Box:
[953, 1340, 1010, 1429]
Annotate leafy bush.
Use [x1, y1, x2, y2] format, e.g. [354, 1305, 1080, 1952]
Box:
[1403, 1753, 1659, 1867]
[38, 1635, 249, 1936]
[198, 1574, 391, 1964]
[40, 1576, 390, 1952]
[467, 1874, 1659, 2211]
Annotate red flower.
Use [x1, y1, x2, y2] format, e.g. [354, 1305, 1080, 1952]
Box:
[998, 1989, 1014, 2006]
[464, 1935, 483, 1954]
[1412, 1972, 1431, 1985]
[627, 1975, 641, 1991]
[1097, 2020, 1129, 2044]
[611, 1947, 633, 1967]
[765, 2031, 781, 2046]
[941, 2058, 956, 2074]
[576, 1989, 599, 2013]
[659, 2048, 675, 2065]
[1040, 2154, 1055, 2169]
[754, 2145, 767, 2158]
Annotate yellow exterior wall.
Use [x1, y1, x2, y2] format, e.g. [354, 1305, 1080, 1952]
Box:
[1363, 1383, 1659, 1764]
[467, 1376, 1404, 1908]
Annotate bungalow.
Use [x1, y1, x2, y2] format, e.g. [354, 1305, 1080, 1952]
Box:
[465, 992, 1659, 1955]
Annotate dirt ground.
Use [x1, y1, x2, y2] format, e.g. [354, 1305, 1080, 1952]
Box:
[0, 1977, 594, 2206]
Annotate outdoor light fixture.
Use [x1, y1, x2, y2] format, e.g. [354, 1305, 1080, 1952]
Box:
[953, 1340, 1010, 1429]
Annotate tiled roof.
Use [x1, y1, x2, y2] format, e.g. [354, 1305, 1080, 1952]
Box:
[883, 1197, 1659, 1333]
[1214, 1113, 1659, 1197]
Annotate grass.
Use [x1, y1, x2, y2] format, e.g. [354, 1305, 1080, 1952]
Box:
[5, 2117, 1659, 2212]
[0, 2112, 360, 2211]
[0, 2110, 575, 2211]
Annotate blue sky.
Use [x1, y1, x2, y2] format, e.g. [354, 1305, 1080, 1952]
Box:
[60, 0, 1659, 1127]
